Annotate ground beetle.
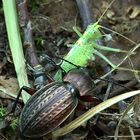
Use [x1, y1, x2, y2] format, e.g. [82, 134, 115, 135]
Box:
[18, 68, 93, 137]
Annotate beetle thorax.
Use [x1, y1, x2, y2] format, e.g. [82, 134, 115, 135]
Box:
[63, 69, 93, 96]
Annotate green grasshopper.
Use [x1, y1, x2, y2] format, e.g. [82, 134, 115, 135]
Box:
[55, 0, 137, 80]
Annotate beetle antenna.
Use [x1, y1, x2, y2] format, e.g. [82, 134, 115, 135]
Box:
[55, 55, 80, 69]
[93, 77, 132, 91]
[40, 54, 66, 72]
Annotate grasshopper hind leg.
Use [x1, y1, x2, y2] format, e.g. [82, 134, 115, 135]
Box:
[94, 49, 116, 69]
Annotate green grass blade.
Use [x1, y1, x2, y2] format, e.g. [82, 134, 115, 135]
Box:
[2, 0, 30, 103]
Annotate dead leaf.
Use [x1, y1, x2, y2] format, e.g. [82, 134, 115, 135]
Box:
[0, 76, 19, 97]
[127, 5, 140, 19]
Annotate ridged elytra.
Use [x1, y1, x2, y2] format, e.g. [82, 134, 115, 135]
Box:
[19, 68, 93, 137]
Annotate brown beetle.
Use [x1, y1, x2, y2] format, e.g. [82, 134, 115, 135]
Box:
[19, 68, 93, 137]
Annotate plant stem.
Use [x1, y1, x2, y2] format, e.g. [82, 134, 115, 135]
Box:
[76, 0, 93, 29]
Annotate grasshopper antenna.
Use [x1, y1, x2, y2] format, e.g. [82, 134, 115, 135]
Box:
[97, 0, 116, 24]
[96, 0, 137, 45]
[97, 0, 115, 23]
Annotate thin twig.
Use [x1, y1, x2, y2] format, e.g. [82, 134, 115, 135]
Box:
[18, 0, 47, 88]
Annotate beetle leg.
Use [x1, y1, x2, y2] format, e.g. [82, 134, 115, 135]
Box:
[76, 96, 101, 111]
[76, 102, 87, 111]
[0, 86, 36, 118]
[11, 86, 36, 113]
[79, 95, 101, 103]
